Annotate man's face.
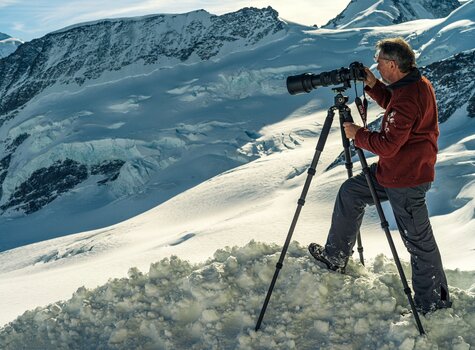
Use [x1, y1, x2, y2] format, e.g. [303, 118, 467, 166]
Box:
[375, 51, 397, 84]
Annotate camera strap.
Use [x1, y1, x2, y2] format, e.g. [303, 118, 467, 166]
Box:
[354, 82, 368, 128]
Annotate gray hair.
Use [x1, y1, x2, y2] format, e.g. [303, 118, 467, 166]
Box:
[376, 37, 416, 73]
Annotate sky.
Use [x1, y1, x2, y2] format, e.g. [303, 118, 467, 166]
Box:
[0, 0, 351, 41]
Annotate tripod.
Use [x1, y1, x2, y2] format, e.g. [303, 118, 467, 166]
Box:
[255, 87, 425, 335]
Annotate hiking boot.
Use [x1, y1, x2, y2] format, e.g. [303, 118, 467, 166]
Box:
[415, 300, 453, 316]
[308, 243, 345, 273]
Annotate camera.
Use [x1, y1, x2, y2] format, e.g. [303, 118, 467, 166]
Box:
[286, 62, 366, 95]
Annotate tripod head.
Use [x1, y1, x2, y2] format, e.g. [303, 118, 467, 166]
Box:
[332, 86, 350, 110]
[332, 85, 349, 94]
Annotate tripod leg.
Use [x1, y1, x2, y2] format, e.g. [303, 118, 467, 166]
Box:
[339, 112, 364, 265]
[356, 234, 364, 266]
[355, 146, 425, 335]
[255, 107, 336, 332]
[337, 102, 423, 334]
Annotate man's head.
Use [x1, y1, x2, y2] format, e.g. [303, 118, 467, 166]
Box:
[374, 37, 416, 84]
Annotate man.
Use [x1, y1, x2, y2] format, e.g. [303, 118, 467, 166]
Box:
[308, 37, 451, 314]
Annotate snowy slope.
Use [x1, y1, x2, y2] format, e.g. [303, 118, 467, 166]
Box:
[0, 3, 474, 347]
[323, 0, 460, 29]
[407, 0, 475, 64]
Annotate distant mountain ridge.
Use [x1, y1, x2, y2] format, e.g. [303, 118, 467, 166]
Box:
[0, 32, 23, 59]
[0, 7, 285, 124]
[324, 0, 460, 29]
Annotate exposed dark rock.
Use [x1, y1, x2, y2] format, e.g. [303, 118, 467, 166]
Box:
[0, 154, 11, 196]
[0, 157, 127, 213]
[468, 93, 475, 118]
[1, 159, 88, 214]
[421, 50, 475, 122]
[420, 0, 461, 18]
[91, 160, 125, 185]
[6, 133, 29, 152]
[0, 133, 30, 199]
[0, 154, 11, 170]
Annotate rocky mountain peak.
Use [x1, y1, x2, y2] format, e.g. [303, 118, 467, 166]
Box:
[0, 7, 285, 123]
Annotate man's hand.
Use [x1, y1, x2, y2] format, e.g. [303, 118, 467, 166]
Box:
[364, 67, 377, 88]
[343, 122, 362, 140]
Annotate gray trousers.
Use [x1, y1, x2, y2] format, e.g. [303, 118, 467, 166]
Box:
[325, 163, 450, 311]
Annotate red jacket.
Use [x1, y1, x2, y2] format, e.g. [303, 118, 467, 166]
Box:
[355, 68, 439, 188]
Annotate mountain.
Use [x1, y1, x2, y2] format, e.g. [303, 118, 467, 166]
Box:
[0, 3, 474, 253]
[0, 7, 287, 248]
[0, 32, 23, 58]
[406, 1, 475, 65]
[0, 7, 284, 122]
[323, 0, 460, 29]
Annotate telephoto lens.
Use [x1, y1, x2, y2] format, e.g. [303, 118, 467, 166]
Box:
[286, 73, 317, 95]
[286, 62, 366, 95]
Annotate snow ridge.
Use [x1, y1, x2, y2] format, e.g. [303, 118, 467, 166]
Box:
[0, 241, 473, 349]
[323, 0, 460, 29]
[0, 32, 22, 59]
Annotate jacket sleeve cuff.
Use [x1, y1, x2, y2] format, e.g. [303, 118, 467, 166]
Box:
[365, 80, 384, 94]
[354, 127, 368, 149]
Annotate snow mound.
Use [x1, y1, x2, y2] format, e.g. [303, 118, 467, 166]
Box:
[0, 241, 473, 349]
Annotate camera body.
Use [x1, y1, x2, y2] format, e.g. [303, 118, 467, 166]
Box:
[287, 62, 366, 95]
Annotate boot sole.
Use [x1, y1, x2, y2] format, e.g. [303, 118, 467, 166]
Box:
[308, 243, 345, 274]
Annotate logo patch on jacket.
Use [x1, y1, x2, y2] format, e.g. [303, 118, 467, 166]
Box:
[384, 110, 397, 133]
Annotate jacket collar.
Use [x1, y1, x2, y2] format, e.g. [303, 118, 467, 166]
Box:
[387, 68, 421, 91]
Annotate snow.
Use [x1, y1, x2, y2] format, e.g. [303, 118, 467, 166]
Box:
[410, 1, 475, 64]
[0, 33, 22, 58]
[0, 242, 474, 349]
[324, 0, 457, 29]
[0, 2, 474, 348]
[108, 95, 152, 114]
